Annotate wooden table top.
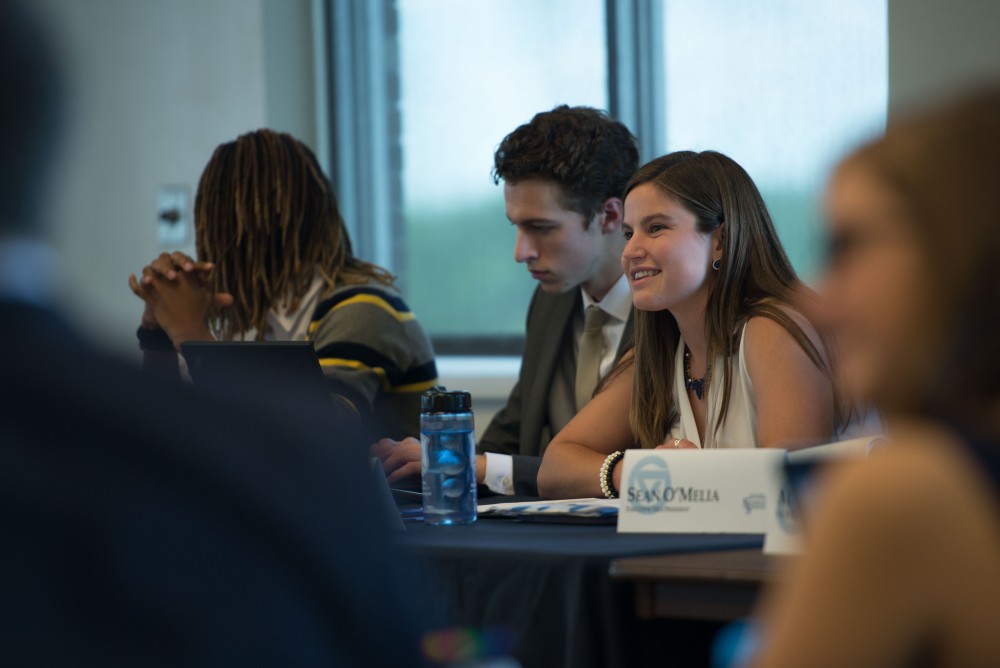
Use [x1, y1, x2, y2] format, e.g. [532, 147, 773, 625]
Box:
[609, 548, 796, 621]
[610, 547, 792, 586]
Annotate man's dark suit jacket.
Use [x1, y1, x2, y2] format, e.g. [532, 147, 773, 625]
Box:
[0, 298, 429, 666]
[478, 286, 634, 496]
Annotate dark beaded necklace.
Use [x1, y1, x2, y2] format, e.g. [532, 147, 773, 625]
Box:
[683, 346, 709, 400]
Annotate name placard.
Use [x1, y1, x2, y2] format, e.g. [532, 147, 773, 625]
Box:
[617, 449, 785, 534]
[763, 436, 885, 553]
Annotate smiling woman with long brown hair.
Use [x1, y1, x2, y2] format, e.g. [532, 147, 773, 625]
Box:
[537, 150, 846, 499]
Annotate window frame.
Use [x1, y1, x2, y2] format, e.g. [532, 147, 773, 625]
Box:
[316, 0, 884, 354]
[317, 0, 660, 355]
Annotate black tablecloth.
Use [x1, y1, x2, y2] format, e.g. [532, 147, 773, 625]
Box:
[396, 519, 763, 668]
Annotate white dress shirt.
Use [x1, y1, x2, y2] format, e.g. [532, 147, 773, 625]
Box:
[577, 272, 632, 379]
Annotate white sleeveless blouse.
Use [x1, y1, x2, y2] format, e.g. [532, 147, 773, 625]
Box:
[667, 325, 758, 449]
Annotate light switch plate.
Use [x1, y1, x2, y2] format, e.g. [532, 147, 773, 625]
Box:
[157, 184, 189, 246]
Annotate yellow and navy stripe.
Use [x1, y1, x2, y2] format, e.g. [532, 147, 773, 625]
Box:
[314, 342, 439, 394]
[307, 287, 415, 336]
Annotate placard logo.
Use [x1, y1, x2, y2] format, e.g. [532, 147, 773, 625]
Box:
[742, 493, 766, 515]
[775, 484, 798, 534]
[625, 456, 671, 515]
[625, 454, 723, 514]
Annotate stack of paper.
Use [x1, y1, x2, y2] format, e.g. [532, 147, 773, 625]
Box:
[478, 498, 619, 523]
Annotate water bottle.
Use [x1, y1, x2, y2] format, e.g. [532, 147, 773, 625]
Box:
[421, 386, 477, 525]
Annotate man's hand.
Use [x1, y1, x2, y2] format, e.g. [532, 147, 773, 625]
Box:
[370, 437, 423, 483]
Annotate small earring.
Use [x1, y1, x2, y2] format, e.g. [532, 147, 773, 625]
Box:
[712, 257, 721, 271]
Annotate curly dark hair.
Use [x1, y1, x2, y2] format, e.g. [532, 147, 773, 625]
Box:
[492, 105, 639, 223]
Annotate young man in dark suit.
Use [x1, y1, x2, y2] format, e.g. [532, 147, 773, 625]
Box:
[374, 106, 638, 496]
[0, 4, 428, 664]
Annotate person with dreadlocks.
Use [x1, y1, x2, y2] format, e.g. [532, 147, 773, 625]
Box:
[128, 129, 438, 439]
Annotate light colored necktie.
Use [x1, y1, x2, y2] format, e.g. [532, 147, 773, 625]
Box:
[575, 305, 608, 410]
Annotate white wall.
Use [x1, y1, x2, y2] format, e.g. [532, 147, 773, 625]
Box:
[35, 0, 316, 357]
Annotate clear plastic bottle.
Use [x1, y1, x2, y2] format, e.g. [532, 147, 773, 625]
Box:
[420, 387, 477, 525]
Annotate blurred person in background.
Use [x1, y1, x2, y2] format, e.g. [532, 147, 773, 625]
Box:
[748, 88, 1000, 667]
[0, 2, 430, 664]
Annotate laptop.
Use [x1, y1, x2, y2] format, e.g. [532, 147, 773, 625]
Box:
[180, 341, 328, 396]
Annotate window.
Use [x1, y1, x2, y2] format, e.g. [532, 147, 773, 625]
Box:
[321, 0, 887, 353]
[660, 0, 887, 281]
[397, 0, 608, 352]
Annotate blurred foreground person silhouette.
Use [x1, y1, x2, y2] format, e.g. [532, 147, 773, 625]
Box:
[0, 3, 429, 665]
[749, 89, 1000, 667]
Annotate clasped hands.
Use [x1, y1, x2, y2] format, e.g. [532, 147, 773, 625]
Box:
[128, 251, 233, 349]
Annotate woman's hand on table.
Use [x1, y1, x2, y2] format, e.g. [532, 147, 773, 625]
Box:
[656, 438, 698, 450]
[611, 439, 696, 491]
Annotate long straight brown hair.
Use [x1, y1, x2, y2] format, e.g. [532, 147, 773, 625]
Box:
[195, 129, 392, 340]
[624, 151, 838, 448]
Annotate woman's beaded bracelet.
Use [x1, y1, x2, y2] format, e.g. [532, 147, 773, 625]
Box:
[599, 450, 625, 499]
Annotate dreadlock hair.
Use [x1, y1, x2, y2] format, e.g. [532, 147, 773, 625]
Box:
[621, 150, 844, 449]
[195, 129, 393, 340]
